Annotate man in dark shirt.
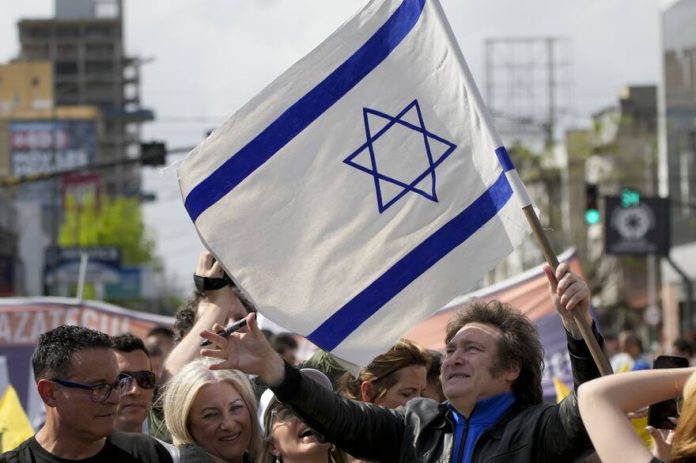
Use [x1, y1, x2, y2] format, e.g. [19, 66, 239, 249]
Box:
[0, 325, 173, 463]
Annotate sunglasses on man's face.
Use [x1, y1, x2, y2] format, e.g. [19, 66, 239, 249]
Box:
[121, 370, 156, 390]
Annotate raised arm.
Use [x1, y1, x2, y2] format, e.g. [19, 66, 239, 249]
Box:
[578, 368, 696, 463]
[161, 251, 248, 383]
[537, 261, 606, 460]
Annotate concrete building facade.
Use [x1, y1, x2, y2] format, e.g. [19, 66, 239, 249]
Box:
[0, 59, 102, 296]
[664, 0, 696, 245]
[16, 0, 152, 198]
[661, 0, 696, 340]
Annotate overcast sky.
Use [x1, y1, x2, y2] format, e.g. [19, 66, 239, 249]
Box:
[0, 0, 672, 291]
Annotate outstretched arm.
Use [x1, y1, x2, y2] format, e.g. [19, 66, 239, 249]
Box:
[161, 251, 249, 383]
[578, 368, 696, 463]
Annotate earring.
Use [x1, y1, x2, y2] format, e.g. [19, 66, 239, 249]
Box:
[329, 445, 337, 463]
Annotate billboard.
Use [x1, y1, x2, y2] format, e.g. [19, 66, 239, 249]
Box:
[605, 196, 671, 256]
[9, 120, 97, 204]
[44, 246, 122, 286]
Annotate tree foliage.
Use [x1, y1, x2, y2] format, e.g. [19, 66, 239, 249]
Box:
[58, 193, 158, 267]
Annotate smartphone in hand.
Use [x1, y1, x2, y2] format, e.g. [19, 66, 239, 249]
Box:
[647, 355, 690, 429]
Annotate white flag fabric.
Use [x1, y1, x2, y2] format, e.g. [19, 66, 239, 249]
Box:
[178, 0, 530, 367]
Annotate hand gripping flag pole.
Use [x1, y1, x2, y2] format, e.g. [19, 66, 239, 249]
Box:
[523, 207, 613, 376]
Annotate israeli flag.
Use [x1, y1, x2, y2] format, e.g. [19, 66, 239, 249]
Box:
[179, 0, 531, 368]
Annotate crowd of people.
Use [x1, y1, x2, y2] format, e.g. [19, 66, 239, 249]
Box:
[1, 250, 695, 463]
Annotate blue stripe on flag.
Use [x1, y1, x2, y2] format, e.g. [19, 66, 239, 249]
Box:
[495, 146, 515, 172]
[185, 0, 427, 222]
[307, 171, 514, 350]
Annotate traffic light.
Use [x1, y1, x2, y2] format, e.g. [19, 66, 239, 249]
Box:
[140, 142, 167, 166]
[584, 182, 600, 225]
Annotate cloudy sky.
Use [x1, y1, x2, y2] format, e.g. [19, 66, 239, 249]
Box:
[0, 0, 672, 291]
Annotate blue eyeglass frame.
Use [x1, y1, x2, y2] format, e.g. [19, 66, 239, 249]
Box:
[51, 373, 133, 403]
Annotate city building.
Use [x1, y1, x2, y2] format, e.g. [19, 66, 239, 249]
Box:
[661, 0, 696, 341]
[0, 0, 154, 296]
[0, 192, 21, 296]
[0, 59, 102, 295]
[16, 0, 153, 198]
[560, 86, 659, 336]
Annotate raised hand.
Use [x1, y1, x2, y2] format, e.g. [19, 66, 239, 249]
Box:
[200, 313, 286, 386]
[543, 261, 592, 337]
[646, 426, 674, 462]
[195, 251, 247, 322]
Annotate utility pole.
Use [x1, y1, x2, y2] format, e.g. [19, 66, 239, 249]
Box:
[546, 38, 555, 150]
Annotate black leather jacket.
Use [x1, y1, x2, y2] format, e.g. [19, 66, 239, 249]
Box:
[272, 326, 603, 463]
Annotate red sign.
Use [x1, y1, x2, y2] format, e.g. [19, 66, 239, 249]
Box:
[61, 173, 102, 207]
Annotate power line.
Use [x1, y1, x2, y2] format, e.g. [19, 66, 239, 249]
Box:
[0, 147, 195, 187]
[155, 116, 227, 123]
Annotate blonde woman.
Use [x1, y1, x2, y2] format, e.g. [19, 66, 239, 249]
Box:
[578, 367, 696, 463]
[163, 358, 263, 462]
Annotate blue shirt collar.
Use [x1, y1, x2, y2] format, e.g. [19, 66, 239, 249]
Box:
[447, 391, 516, 423]
[447, 392, 516, 463]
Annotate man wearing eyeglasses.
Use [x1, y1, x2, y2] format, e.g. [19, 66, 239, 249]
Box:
[0, 325, 173, 463]
[112, 334, 157, 434]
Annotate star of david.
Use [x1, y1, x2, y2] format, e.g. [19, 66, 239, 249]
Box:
[343, 99, 457, 213]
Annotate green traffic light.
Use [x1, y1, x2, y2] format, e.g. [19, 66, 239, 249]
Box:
[621, 188, 640, 208]
[585, 208, 601, 225]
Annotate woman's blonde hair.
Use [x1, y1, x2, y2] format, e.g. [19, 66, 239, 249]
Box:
[337, 339, 431, 403]
[163, 358, 263, 461]
[671, 371, 696, 462]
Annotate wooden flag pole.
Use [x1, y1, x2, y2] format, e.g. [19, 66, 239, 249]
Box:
[522, 205, 613, 376]
[437, 6, 612, 375]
